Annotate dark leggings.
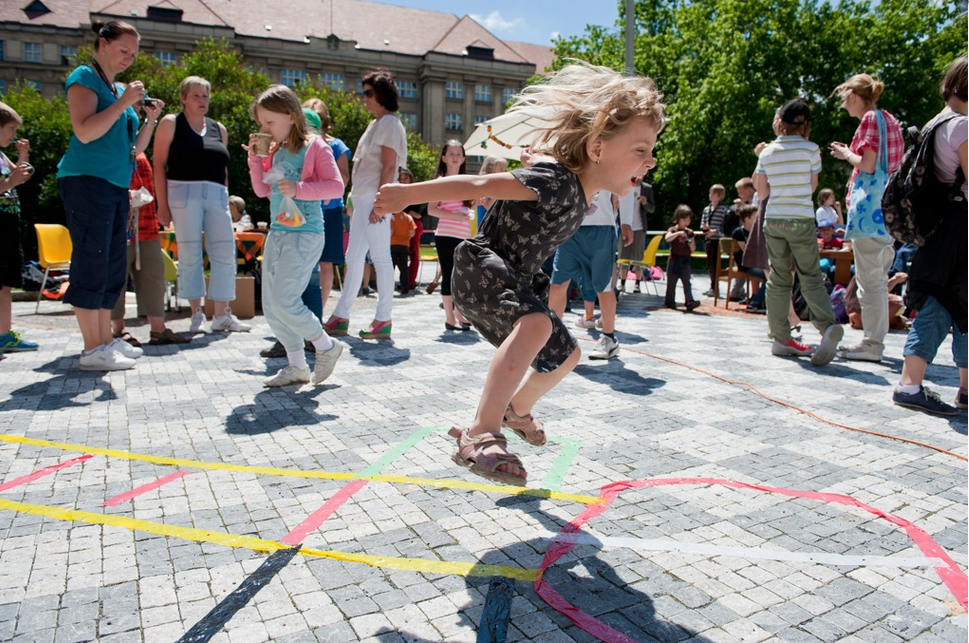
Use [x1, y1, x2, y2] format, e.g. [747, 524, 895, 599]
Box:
[665, 254, 695, 306]
[435, 235, 464, 297]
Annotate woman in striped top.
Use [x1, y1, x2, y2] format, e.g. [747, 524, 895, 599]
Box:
[429, 141, 474, 331]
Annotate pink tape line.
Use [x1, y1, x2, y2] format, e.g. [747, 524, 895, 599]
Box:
[102, 471, 192, 507]
[0, 454, 93, 493]
[534, 477, 968, 643]
[280, 479, 368, 546]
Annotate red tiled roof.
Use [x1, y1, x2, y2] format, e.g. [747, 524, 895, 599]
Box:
[504, 40, 556, 75]
[93, 0, 230, 27]
[0, 0, 91, 29]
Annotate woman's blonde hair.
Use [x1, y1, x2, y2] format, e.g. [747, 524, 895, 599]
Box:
[509, 62, 665, 174]
[251, 84, 308, 154]
[835, 73, 884, 105]
[179, 76, 211, 99]
[478, 155, 508, 175]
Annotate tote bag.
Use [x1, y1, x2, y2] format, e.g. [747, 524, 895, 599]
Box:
[844, 110, 890, 240]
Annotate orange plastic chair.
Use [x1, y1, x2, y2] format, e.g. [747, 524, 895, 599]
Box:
[34, 224, 72, 313]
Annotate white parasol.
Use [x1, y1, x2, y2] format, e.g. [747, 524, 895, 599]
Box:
[463, 109, 555, 161]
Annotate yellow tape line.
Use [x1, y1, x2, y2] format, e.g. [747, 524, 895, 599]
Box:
[0, 433, 602, 505]
[0, 497, 539, 582]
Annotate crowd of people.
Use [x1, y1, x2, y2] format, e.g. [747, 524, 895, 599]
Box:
[0, 19, 964, 482]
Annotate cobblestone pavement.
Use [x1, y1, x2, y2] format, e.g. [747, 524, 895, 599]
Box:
[1, 282, 966, 643]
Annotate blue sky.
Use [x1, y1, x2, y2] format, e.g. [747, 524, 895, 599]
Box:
[370, 1, 622, 45]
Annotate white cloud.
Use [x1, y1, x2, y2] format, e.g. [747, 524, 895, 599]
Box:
[470, 10, 525, 32]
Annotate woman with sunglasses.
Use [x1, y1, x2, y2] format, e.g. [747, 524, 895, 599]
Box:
[57, 20, 165, 371]
[324, 69, 407, 339]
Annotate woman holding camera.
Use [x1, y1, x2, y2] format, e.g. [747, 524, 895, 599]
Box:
[57, 20, 165, 371]
[153, 76, 249, 334]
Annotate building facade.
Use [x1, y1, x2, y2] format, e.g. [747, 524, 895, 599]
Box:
[0, 0, 554, 146]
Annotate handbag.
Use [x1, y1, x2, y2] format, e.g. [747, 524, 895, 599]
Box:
[844, 110, 890, 240]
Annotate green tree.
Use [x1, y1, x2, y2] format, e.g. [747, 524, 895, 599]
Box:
[554, 0, 966, 223]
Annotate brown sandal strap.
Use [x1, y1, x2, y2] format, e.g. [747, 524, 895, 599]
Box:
[502, 405, 547, 446]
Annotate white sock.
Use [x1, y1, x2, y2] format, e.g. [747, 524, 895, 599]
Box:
[311, 331, 333, 352]
[287, 350, 308, 370]
[896, 382, 920, 395]
[84, 344, 107, 356]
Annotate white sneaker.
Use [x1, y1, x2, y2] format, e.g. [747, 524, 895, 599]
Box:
[313, 340, 345, 384]
[811, 324, 844, 367]
[79, 346, 136, 371]
[837, 342, 882, 362]
[190, 309, 205, 333]
[589, 334, 619, 360]
[211, 308, 251, 332]
[575, 314, 601, 329]
[110, 337, 143, 359]
[263, 365, 311, 387]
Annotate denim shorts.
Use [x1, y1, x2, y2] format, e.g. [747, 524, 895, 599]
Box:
[904, 296, 967, 368]
[57, 175, 129, 310]
[319, 207, 345, 264]
[551, 225, 617, 294]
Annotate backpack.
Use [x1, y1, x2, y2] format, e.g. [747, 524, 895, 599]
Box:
[882, 111, 966, 246]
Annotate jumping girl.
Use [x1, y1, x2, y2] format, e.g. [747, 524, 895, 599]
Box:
[374, 63, 664, 485]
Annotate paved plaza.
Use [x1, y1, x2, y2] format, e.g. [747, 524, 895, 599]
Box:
[0, 283, 966, 643]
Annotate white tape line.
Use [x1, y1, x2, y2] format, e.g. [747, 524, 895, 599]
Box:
[546, 531, 946, 569]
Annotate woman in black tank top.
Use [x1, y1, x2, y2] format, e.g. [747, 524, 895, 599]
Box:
[153, 76, 249, 333]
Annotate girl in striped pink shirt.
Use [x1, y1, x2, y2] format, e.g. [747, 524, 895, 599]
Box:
[429, 141, 475, 331]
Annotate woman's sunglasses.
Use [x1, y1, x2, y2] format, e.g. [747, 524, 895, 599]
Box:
[362, 88, 374, 98]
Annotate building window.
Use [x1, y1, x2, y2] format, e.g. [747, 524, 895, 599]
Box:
[474, 115, 488, 126]
[0, 79, 5, 95]
[400, 112, 417, 130]
[60, 45, 77, 65]
[355, 78, 363, 94]
[503, 87, 517, 106]
[474, 84, 491, 103]
[445, 81, 463, 100]
[280, 69, 307, 87]
[445, 113, 463, 131]
[26, 80, 41, 92]
[24, 42, 42, 63]
[398, 81, 417, 100]
[320, 73, 344, 90]
[0, 41, 4, 61]
[155, 51, 177, 67]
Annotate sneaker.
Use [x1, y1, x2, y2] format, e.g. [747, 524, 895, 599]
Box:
[955, 388, 967, 410]
[110, 337, 143, 360]
[589, 334, 619, 360]
[189, 309, 205, 333]
[811, 324, 843, 367]
[837, 343, 882, 362]
[313, 339, 345, 384]
[685, 300, 701, 312]
[211, 308, 251, 332]
[703, 289, 715, 297]
[892, 386, 958, 416]
[771, 338, 815, 357]
[633, 282, 642, 294]
[263, 365, 311, 388]
[0, 331, 38, 352]
[260, 341, 286, 359]
[575, 314, 601, 329]
[79, 346, 136, 371]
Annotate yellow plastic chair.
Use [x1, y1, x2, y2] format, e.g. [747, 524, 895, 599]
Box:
[161, 249, 180, 312]
[34, 224, 72, 313]
[618, 234, 663, 296]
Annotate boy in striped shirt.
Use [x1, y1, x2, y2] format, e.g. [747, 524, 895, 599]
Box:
[754, 99, 842, 366]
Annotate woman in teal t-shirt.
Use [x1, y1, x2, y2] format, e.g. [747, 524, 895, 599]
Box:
[56, 20, 165, 372]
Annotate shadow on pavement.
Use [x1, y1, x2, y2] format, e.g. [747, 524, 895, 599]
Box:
[225, 387, 336, 435]
[346, 340, 411, 367]
[7, 358, 119, 409]
[573, 361, 665, 396]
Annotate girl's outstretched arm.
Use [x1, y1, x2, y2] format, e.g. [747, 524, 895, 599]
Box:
[374, 172, 536, 216]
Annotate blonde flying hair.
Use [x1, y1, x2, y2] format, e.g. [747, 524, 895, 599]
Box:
[835, 73, 884, 105]
[509, 62, 665, 174]
[251, 84, 309, 153]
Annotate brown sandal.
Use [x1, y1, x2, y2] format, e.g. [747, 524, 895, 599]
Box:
[502, 405, 547, 446]
[113, 331, 142, 347]
[149, 328, 190, 345]
[448, 428, 527, 486]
